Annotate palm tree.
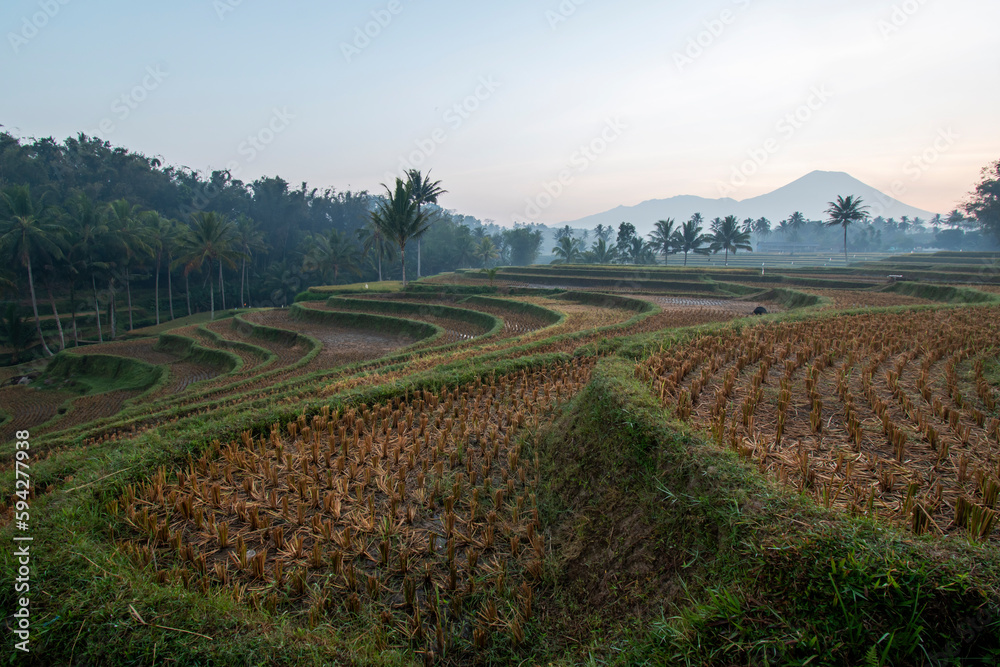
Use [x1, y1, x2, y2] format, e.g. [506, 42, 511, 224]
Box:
[648, 218, 678, 264]
[0, 185, 62, 356]
[752, 217, 771, 240]
[711, 215, 753, 266]
[143, 211, 175, 326]
[370, 178, 431, 288]
[629, 237, 656, 265]
[261, 259, 304, 307]
[475, 236, 500, 268]
[452, 229, 477, 269]
[356, 218, 395, 283]
[106, 199, 151, 331]
[825, 195, 870, 264]
[551, 236, 583, 264]
[233, 215, 265, 308]
[38, 232, 68, 351]
[63, 193, 108, 344]
[588, 237, 618, 264]
[180, 211, 237, 319]
[555, 225, 575, 241]
[0, 304, 36, 364]
[677, 217, 710, 266]
[405, 169, 446, 279]
[480, 267, 499, 287]
[164, 219, 181, 319]
[776, 219, 792, 239]
[302, 229, 362, 283]
[593, 224, 614, 243]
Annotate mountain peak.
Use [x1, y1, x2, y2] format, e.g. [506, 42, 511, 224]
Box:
[559, 171, 935, 233]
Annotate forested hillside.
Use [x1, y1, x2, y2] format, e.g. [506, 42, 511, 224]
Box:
[0, 132, 545, 359]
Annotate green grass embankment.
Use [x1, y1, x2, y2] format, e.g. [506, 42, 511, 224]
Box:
[36, 351, 165, 395]
[288, 302, 441, 344]
[529, 357, 1000, 665]
[883, 281, 999, 304]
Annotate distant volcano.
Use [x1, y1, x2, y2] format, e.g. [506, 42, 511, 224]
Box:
[557, 171, 937, 234]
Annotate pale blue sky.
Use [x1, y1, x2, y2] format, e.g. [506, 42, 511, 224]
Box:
[2, 0, 998, 223]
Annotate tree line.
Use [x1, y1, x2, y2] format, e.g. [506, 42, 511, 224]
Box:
[547, 173, 1000, 266]
[0, 133, 551, 358]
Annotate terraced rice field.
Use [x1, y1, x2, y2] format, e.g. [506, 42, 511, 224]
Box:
[116, 360, 595, 655]
[242, 309, 413, 372]
[205, 318, 310, 373]
[39, 388, 143, 435]
[639, 305, 1000, 539]
[7, 264, 1000, 666]
[305, 301, 490, 348]
[0, 384, 74, 441]
[807, 288, 937, 309]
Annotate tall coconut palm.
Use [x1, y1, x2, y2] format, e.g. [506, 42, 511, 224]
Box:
[370, 178, 430, 288]
[452, 229, 477, 269]
[648, 218, 678, 264]
[752, 217, 771, 240]
[164, 219, 181, 320]
[0, 185, 62, 356]
[475, 236, 500, 268]
[405, 169, 446, 279]
[180, 211, 237, 319]
[776, 219, 792, 239]
[38, 235, 68, 351]
[142, 211, 175, 325]
[63, 193, 108, 344]
[593, 223, 614, 243]
[825, 195, 870, 265]
[677, 216, 710, 266]
[588, 237, 618, 264]
[106, 199, 151, 331]
[551, 236, 583, 264]
[0, 304, 36, 364]
[302, 229, 362, 284]
[233, 215, 265, 308]
[711, 215, 754, 266]
[630, 237, 656, 265]
[356, 218, 395, 283]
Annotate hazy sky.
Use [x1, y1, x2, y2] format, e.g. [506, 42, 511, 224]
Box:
[2, 0, 998, 224]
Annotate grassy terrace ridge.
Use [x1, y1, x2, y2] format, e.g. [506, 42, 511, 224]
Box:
[2, 268, 999, 666]
[460, 265, 885, 292]
[154, 332, 242, 374]
[319, 295, 503, 336]
[289, 301, 442, 344]
[35, 350, 166, 396]
[461, 295, 563, 325]
[15, 289, 574, 452]
[533, 357, 1000, 665]
[883, 280, 1000, 304]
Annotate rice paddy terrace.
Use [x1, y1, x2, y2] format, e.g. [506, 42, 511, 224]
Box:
[3, 253, 1000, 666]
